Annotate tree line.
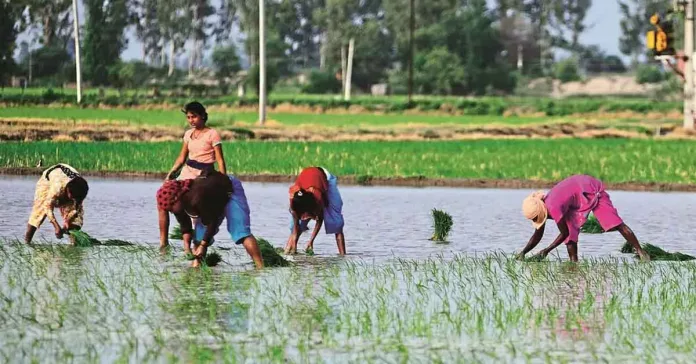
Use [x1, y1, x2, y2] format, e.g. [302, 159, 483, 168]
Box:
[0, 0, 674, 95]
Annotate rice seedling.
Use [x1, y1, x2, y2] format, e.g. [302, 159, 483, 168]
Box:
[204, 251, 222, 267]
[620, 241, 635, 254]
[257, 238, 291, 267]
[67, 230, 135, 247]
[67, 230, 101, 247]
[430, 208, 453, 242]
[2, 239, 696, 362]
[619, 241, 696, 261]
[170, 224, 183, 240]
[6, 139, 696, 184]
[580, 214, 604, 234]
[522, 254, 548, 262]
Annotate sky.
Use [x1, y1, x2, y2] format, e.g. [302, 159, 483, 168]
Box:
[17, 0, 625, 62]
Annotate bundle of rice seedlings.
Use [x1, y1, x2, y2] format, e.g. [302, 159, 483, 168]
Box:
[619, 241, 696, 261]
[430, 208, 453, 242]
[523, 254, 547, 262]
[305, 247, 315, 256]
[169, 224, 183, 240]
[620, 241, 635, 254]
[257, 238, 291, 267]
[68, 230, 101, 247]
[101, 239, 134, 246]
[204, 251, 222, 267]
[580, 214, 604, 234]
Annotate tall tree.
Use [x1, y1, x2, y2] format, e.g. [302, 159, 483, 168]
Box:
[316, 0, 392, 91]
[1, 0, 28, 87]
[551, 0, 592, 53]
[134, 0, 162, 65]
[83, 0, 130, 86]
[25, 0, 73, 48]
[157, 0, 190, 76]
[187, 0, 215, 75]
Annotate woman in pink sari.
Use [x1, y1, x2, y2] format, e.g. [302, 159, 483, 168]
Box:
[517, 174, 650, 262]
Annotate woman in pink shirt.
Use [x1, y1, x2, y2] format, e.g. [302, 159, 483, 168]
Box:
[165, 102, 226, 181]
[517, 174, 650, 262]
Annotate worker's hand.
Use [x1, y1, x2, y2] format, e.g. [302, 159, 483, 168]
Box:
[54, 226, 64, 239]
[639, 250, 651, 262]
[164, 172, 172, 181]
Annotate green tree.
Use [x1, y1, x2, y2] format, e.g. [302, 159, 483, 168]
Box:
[157, 0, 190, 77]
[316, 0, 393, 91]
[24, 0, 73, 48]
[83, 0, 130, 86]
[248, 63, 280, 95]
[385, 0, 514, 94]
[20, 45, 71, 84]
[1, 1, 26, 87]
[212, 45, 241, 93]
[134, 0, 163, 65]
[415, 47, 466, 95]
[187, 0, 215, 75]
[118, 61, 151, 91]
[551, 0, 592, 53]
[555, 57, 581, 82]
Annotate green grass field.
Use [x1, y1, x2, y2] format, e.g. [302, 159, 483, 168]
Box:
[2, 139, 695, 184]
[0, 105, 573, 128]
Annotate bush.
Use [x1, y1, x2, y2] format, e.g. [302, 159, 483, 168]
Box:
[247, 63, 280, 95]
[635, 64, 666, 84]
[555, 58, 581, 83]
[301, 70, 342, 94]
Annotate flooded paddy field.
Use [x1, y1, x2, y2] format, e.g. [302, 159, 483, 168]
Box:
[1, 176, 696, 362]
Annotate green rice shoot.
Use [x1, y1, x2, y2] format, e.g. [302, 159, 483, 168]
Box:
[68, 230, 135, 247]
[170, 224, 183, 240]
[257, 238, 291, 267]
[522, 254, 547, 262]
[619, 241, 696, 261]
[68, 230, 101, 247]
[430, 208, 453, 242]
[620, 241, 635, 254]
[580, 214, 604, 234]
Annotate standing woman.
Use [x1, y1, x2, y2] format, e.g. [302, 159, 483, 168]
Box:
[25, 163, 89, 244]
[517, 174, 650, 262]
[285, 166, 346, 255]
[165, 101, 226, 181]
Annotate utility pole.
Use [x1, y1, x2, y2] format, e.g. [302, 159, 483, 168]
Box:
[258, 0, 267, 126]
[344, 38, 354, 101]
[72, 0, 82, 104]
[685, 0, 695, 130]
[408, 0, 415, 103]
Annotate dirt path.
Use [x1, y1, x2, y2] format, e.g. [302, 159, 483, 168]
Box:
[2, 167, 695, 192]
[2, 118, 692, 141]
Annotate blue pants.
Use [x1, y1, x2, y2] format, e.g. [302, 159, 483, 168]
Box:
[289, 168, 345, 234]
[195, 176, 252, 244]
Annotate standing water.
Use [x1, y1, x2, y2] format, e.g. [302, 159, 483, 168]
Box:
[1, 175, 695, 259]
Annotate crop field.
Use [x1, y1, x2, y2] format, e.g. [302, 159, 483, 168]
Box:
[1, 242, 695, 362]
[2, 139, 696, 184]
[0, 106, 566, 128]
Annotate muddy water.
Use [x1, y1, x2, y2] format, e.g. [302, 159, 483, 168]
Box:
[2, 175, 696, 259]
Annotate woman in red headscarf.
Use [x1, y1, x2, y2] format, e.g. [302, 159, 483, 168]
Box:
[156, 171, 263, 268]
